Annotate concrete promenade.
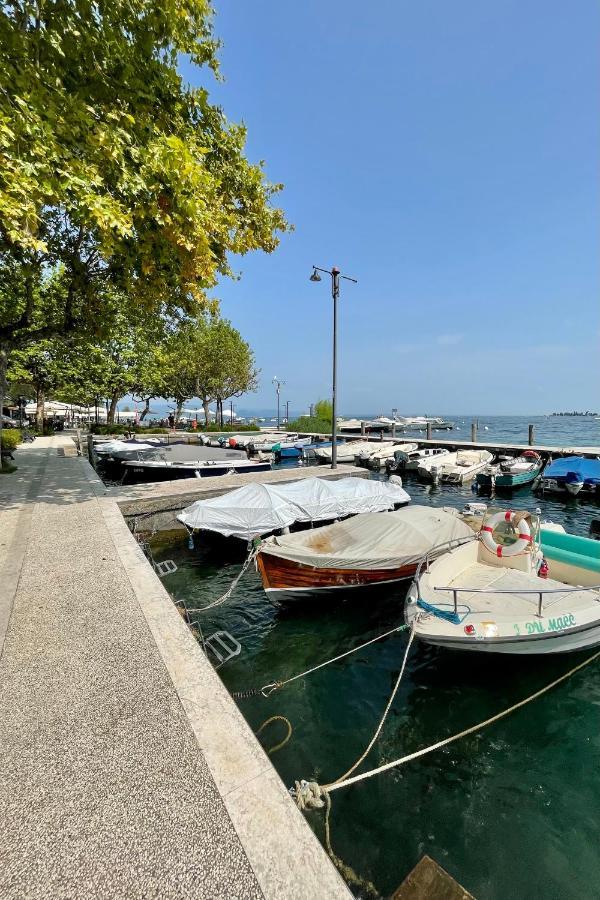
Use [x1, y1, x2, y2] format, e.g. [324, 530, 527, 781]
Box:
[0, 436, 350, 899]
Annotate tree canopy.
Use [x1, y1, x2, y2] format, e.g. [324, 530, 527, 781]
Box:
[0, 0, 287, 456]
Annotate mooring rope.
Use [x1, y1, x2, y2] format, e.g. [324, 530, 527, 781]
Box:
[324, 622, 416, 789]
[255, 715, 293, 755]
[247, 622, 410, 699]
[294, 644, 600, 804]
[185, 546, 260, 613]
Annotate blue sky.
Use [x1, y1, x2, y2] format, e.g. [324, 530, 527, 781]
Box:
[180, 0, 599, 416]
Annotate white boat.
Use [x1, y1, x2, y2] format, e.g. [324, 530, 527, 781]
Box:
[387, 446, 451, 472]
[93, 438, 164, 460]
[418, 449, 494, 484]
[338, 418, 364, 433]
[417, 451, 458, 480]
[177, 476, 410, 541]
[394, 415, 454, 432]
[314, 440, 392, 464]
[356, 441, 418, 469]
[406, 508, 600, 654]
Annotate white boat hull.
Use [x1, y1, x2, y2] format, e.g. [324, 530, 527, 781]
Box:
[411, 621, 600, 654]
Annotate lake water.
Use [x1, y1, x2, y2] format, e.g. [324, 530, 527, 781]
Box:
[147, 420, 600, 898]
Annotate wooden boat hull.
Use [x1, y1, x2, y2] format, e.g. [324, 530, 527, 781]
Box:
[256, 551, 416, 601]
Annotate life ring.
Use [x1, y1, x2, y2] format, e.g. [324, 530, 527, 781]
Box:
[480, 510, 532, 558]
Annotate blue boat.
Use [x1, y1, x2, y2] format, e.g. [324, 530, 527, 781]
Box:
[274, 440, 338, 461]
[538, 456, 600, 497]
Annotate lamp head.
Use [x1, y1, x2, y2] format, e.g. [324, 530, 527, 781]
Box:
[310, 268, 321, 282]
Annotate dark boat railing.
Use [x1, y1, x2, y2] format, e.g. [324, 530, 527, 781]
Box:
[432, 582, 600, 618]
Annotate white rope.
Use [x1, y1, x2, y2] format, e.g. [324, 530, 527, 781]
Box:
[326, 645, 600, 793]
[260, 622, 409, 697]
[185, 546, 259, 613]
[323, 622, 416, 788]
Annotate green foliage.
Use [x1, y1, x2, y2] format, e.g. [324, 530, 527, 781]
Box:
[286, 416, 332, 434]
[0, 428, 21, 451]
[161, 314, 259, 422]
[313, 399, 333, 425]
[0, 0, 288, 347]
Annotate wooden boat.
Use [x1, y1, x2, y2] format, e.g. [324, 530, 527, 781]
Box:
[406, 508, 600, 654]
[256, 506, 474, 601]
[476, 450, 544, 490]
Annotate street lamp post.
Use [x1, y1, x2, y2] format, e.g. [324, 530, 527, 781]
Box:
[309, 265, 357, 469]
[272, 377, 285, 430]
[285, 400, 290, 423]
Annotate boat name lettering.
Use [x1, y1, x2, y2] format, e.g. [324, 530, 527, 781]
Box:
[523, 614, 576, 635]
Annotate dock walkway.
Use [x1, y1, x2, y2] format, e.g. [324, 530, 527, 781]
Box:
[0, 436, 349, 899]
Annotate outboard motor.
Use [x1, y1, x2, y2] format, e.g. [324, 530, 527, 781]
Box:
[565, 470, 584, 496]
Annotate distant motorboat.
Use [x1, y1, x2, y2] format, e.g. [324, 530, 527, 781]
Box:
[476, 450, 544, 490]
[314, 440, 391, 464]
[418, 449, 494, 484]
[356, 442, 418, 470]
[538, 456, 600, 497]
[386, 446, 451, 473]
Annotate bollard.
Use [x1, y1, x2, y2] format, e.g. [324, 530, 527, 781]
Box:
[528, 424, 535, 446]
[426, 423, 432, 440]
[471, 422, 477, 443]
[360, 420, 366, 436]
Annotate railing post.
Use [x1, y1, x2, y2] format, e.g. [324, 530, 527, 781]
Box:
[453, 589, 458, 615]
[537, 592, 543, 618]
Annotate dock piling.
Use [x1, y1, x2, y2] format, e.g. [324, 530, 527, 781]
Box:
[471, 422, 477, 442]
[392, 422, 396, 439]
[360, 421, 366, 436]
[426, 423, 432, 440]
[529, 423, 535, 446]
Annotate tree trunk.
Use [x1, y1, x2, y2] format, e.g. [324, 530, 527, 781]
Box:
[139, 398, 150, 421]
[107, 390, 119, 424]
[203, 398, 210, 426]
[36, 385, 45, 433]
[217, 397, 223, 427]
[0, 344, 7, 468]
[175, 398, 183, 423]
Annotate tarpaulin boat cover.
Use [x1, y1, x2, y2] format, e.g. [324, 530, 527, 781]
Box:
[260, 505, 474, 570]
[177, 477, 410, 540]
[543, 456, 600, 485]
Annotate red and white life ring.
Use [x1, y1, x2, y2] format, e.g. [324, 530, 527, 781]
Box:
[480, 510, 533, 558]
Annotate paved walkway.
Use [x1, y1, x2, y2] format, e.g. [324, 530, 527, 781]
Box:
[0, 436, 349, 899]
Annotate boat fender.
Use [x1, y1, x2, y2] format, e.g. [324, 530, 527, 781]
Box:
[538, 557, 549, 579]
[480, 510, 533, 558]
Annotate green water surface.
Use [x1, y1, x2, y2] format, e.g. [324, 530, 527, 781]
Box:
[149, 476, 600, 898]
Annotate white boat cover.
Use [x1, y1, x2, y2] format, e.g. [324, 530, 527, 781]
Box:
[94, 439, 161, 454]
[261, 505, 474, 570]
[177, 476, 410, 540]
